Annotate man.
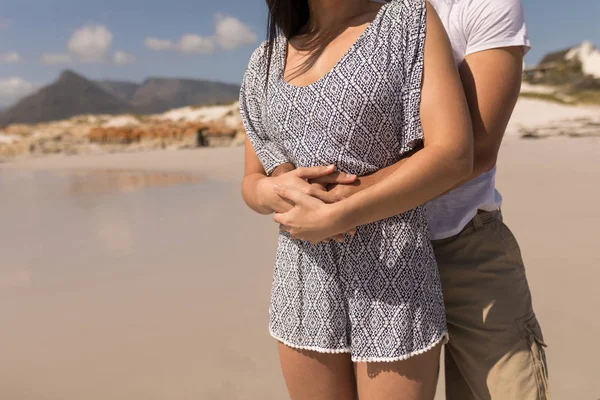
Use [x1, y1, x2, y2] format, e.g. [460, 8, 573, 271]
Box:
[263, 0, 548, 398]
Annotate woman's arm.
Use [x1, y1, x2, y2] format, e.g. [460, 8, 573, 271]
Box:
[242, 138, 293, 215]
[243, 137, 359, 215]
[240, 44, 357, 215]
[273, 3, 473, 243]
[242, 140, 356, 214]
[333, 2, 473, 224]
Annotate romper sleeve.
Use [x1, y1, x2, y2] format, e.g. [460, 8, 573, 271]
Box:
[399, 0, 427, 153]
[239, 44, 292, 175]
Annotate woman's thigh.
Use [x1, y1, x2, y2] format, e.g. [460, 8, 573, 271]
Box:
[354, 343, 442, 400]
[278, 342, 356, 400]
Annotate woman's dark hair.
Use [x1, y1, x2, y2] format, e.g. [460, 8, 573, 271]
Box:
[263, 0, 376, 84]
[264, 1, 310, 84]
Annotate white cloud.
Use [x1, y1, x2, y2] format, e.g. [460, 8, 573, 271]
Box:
[39, 24, 114, 65]
[113, 50, 136, 65]
[41, 53, 73, 65]
[144, 14, 256, 55]
[0, 78, 39, 105]
[145, 37, 174, 51]
[178, 34, 215, 54]
[145, 34, 215, 54]
[214, 15, 257, 50]
[67, 24, 113, 62]
[0, 52, 23, 64]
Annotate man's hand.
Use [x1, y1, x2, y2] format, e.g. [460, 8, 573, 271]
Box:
[254, 165, 358, 214]
[320, 180, 363, 203]
[310, 166, 397, 203]
[272, 163, 359, 202]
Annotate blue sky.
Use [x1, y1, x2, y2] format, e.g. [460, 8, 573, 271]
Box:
[0, 0, 598, 105]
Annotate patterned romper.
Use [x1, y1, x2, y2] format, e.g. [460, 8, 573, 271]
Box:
[240, 0, 447, 362]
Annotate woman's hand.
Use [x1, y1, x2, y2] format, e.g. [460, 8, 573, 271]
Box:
[273, 185, 353, 245]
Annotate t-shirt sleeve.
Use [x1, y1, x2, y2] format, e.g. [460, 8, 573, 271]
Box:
[464, 0, 531, 56]
[239, 45, 291, 175]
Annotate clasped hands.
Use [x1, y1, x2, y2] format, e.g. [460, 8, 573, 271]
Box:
[259, 163, 364, 244]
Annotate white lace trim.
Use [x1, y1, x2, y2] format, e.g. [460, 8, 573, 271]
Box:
[271, 330, 449, 362]
[352, 333, 448, 363]
[270, 330, 352, 354]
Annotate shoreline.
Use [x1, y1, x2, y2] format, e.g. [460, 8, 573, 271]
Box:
[0, 146, 245, 183]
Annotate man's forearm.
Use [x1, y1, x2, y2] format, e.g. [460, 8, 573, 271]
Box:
[271, 162, 296, 177]
[359, 151, 487, 199]
[443, 144, 498, 193]
[445, 47, 523, 190]
[356, 158, 408, 187]
[334, 145, 472, 231]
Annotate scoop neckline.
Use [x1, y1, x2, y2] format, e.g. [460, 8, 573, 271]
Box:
[279, 2, 391, 89]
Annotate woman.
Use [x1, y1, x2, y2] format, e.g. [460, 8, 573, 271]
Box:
[241, 0, 472, 398]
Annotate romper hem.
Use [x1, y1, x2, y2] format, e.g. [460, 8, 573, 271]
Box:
[270, 329, 352, 354]
[351, 332, 449, 363]
[272, 329, 449, 363]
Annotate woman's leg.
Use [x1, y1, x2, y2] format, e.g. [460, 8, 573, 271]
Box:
[278, 342, 357, 400]
[354, 343, 442, 400]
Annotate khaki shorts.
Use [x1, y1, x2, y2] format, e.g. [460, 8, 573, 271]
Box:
[432, 210, 549, 400]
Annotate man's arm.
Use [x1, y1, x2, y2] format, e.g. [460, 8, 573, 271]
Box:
[457, 46, 523, 179]
[314, 45, 523, 201]
[317, 0, 528, 199]
[271, 163, 295, 177]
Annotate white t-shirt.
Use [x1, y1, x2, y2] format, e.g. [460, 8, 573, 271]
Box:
[374, 0, 530, 239]
[426, 0, 530, 240]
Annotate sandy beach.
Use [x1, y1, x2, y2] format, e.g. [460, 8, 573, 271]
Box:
[1, 134, 599, 399]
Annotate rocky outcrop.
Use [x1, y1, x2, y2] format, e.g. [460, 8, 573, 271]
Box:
[0, 116, 243, 158]
[520, 116, 600, 139]
[87, 121, 237, 146]
[0, 99, 246, 159]
[524, 41, 600, 91]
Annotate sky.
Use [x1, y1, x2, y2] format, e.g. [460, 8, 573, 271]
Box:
[0, 0, 598, 106]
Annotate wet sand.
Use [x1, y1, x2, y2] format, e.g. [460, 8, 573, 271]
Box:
[1, 139, 599, 399]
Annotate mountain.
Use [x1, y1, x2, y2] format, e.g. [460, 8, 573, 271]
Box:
[0, 70, 243, 125]
[129, 78, 241, 114]
[96, 80, 141, 102]
[0, 70, 135, 125]
[96, 77, 242, 114]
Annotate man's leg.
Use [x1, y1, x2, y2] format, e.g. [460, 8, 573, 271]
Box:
[433, 211, 549, 400]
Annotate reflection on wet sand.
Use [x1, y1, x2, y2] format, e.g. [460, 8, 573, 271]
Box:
[0, 169, 282, 400]
[0, 264, 33, 289]
[61, 169, 204, 197]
